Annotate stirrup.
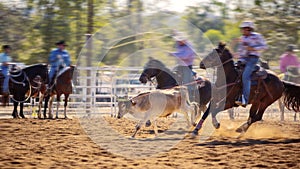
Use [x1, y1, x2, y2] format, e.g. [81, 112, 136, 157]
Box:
[235, 95, 247, 107]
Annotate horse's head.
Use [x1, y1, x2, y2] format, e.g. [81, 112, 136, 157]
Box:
[200, 42, 233, 69]
[139, 58, 165, 84]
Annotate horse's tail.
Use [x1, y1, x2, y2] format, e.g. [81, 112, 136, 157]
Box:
[282, 80, 300, 112]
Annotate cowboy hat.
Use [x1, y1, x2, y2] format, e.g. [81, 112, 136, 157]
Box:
[173, 32, 188, 42]
[55, 40, 67, 46]
[286, 44, 299, 52]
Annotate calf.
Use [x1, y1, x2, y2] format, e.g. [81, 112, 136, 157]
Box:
[117, 86, 199, 138]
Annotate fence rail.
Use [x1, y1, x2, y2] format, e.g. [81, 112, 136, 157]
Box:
[1, 65, 296, 122]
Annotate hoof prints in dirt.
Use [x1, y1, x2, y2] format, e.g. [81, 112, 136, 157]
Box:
[0, 118, 299, 168]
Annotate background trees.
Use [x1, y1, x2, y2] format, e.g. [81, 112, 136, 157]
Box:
[0, 0, 298, 66]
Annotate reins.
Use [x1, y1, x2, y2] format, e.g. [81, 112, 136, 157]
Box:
[9, 70, 32, 103]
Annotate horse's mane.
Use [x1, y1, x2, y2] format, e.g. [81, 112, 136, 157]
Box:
[145, 58, 174, 75]
[217, 42, 234, 59]
[57, 67, 71, 77]
[23, 63, 47, 70]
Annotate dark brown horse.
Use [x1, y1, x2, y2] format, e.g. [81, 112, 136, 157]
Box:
[8, 64, 48, 118]
[139, 58, 212, 124]
[192, 43, 300, 136]
[43, 65, 75, 119]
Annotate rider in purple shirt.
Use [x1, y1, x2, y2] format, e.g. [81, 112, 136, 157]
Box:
[169, 32, 197, 101]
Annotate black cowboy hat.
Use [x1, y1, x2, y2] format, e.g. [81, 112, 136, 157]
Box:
[2, 45, 11, 50]
[286, 44, 299, 52]
[55, 40, 67, 46]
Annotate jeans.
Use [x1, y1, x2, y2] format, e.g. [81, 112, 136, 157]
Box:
[175, 65, 197, 101]
[48, 66, 57, 85]
[2, 66, 9, 93]
[242, 57, 259, 103]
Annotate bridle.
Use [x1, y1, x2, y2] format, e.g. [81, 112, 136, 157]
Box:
[141, 68, 162, 86]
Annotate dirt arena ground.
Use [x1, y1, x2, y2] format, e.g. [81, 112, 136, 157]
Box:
[0, 107, 299, 169]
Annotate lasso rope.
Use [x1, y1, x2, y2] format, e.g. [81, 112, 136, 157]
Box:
[9, 71, 32, 103]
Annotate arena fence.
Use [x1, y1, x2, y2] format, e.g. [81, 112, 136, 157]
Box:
[0, 66, 298, 121]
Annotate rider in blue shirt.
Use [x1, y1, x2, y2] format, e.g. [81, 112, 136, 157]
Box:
[48, 40, 71, 91]
[0, 45, 12, 95]
[235, 21, 268, 107]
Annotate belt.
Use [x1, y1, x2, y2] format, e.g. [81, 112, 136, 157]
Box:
[248, 55, 259, 58]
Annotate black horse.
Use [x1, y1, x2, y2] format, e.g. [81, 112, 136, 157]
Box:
[139, 58, 212, 124]
[9, 64, 48, 118]
[43, 65, 75, 119]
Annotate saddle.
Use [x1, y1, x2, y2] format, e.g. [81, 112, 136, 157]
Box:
[235, 61, 268, 81]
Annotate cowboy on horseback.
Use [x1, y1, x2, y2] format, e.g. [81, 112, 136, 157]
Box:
[279, 44, 300, 82]
[47, 40, 71, 93]
[235, 21, 268, 107]
[169, 32, 197, 101]
[0, 45, 12, 96]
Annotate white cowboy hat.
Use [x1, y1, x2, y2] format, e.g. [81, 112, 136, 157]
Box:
[239, 21, 255, 30]
[173, 32, 188, 41]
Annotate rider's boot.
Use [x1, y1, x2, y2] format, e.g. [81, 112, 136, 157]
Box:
[235, 95, 247, 107]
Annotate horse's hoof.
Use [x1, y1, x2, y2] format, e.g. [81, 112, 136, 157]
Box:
[190, 130, 198, 138]
[213, 122, 220, 129]
[236, 123, 249, 133]
[145, 120, 151, 127]
[235, 127, 244, 133]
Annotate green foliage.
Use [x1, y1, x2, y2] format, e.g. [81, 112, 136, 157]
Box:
[204, 29, 225, 45]
[0, 0, 298, 68]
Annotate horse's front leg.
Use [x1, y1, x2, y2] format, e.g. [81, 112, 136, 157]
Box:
[44, 95, 50, 119]
[38, 94, 44, 119]
[19, 102, 25, 118]
[236, 103, 260, 133]
[63, 94, 69, 119]
[12, 101, 19, 118]
[48, 96, 54, 119]
[56, 95, 60, 119]
[191, 103, 211, 136]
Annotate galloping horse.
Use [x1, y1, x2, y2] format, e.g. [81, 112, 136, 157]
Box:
[139, 58, 212, 124]
[192, 43, 300, 136]
[43, 65, 75, 119]
[9, 64, 48, 118]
